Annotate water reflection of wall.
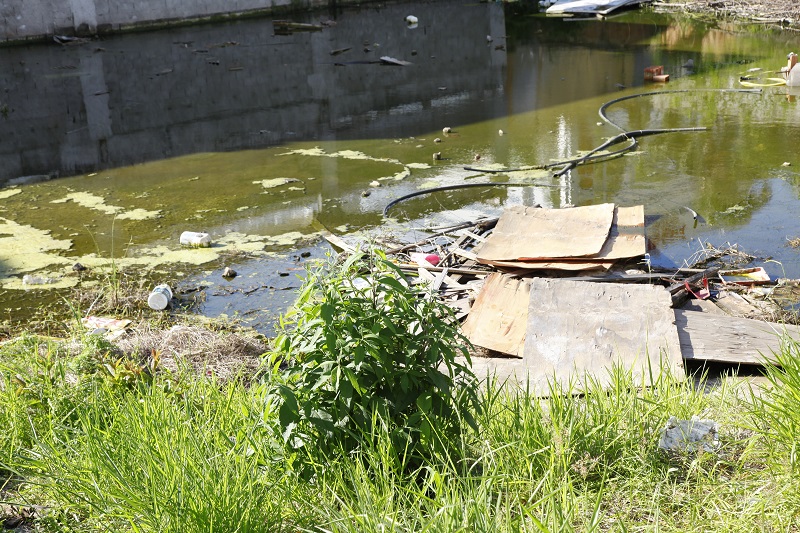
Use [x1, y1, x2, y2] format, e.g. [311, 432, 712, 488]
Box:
[0, 0, 311, 41]
[0, 1, 506, 185]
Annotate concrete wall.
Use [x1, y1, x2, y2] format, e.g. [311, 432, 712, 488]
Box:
[1, 0, 329, 42]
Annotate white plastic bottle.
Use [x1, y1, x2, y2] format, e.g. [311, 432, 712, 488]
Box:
[148, 284, 173, 310]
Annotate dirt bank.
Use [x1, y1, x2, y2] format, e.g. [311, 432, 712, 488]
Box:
[658, 0, 800, 24]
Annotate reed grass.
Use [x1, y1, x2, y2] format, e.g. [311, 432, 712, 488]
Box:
[3, 331, 800, 531]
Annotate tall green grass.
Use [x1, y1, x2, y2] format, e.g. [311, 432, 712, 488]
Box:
[3, 333, 800, 531]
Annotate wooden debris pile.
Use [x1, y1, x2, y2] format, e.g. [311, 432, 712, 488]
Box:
[327, 202, 800, 395]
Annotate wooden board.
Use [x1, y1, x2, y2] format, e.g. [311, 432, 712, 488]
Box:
[523, 278, 685, 395]
[460, 273, 531, 357]
[675, 309, 800, 365]
[475, 203, 615, 262]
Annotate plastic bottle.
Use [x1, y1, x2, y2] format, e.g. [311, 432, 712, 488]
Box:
[180, 231, 211, 248]
[148, 284, 173, 310]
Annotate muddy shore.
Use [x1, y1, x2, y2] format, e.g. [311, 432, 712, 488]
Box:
[658, 0, 800, 23]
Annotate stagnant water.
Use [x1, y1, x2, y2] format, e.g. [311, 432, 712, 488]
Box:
[1, 2, 799, 334]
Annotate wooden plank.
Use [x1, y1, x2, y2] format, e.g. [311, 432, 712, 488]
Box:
[523, 279, 685, 395]
[489, 259, 613, 271]
[452, 248, 478, 261]
[321, 231, 355, 254]
[395, 264, 489, 277]
[475, 203, 615, 262]
[460, 231, 487, 242]
[674, 309, 800, 364]
[460, 273, 531, 357]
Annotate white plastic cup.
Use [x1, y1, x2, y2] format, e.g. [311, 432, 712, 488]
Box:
[180, 231, 211, 247]
[148, 284, 173, 310]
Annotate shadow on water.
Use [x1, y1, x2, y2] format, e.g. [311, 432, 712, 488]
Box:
[1, 1, 800, 333]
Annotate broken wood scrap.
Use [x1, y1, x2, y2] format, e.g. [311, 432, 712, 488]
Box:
[557, 271, 681, 282]
[584, 205, 646, 261]
[379, 56, 412, 66]
[668, 265, 720, 307]
[713, 289, 786, 321]
[385, 217, 498, 254]
[460, 273, 532, 357]
[452, 248, 478, 262]
[273, 20, 324, 34]
[445, 223, 496, 283]
[712, 290, 765, 319]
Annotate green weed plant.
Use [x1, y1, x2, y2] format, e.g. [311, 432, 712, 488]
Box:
[268, 250, 480, 472]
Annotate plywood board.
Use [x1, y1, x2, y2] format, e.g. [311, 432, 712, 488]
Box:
[475, 205, 643, 269]
[523, 279, 685, 395]
[675, 309, 800, 365]
[475, 203, 615, 262]
[460, 273, 531, 357]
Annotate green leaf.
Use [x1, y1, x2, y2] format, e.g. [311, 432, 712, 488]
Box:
[278, 389, 300, 428]
[342, 367, 363, 395]
[416, 392, 433, 414]
[376, 275, 407, 292]
[320, 302, 334, 324]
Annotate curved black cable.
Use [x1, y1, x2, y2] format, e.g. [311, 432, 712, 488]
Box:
[386, 88, 762, 216]
[383, 181, 561, 217]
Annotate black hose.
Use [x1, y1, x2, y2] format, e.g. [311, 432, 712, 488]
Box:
[383, 181, 561, 217]
[467, 88, 762, 177]
[597, 88, 761, 131]
[388, 88, 763, 216]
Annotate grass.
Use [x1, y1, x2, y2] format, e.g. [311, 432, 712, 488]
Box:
[2, 252, 800, 531]
[3, 330, 800, 531]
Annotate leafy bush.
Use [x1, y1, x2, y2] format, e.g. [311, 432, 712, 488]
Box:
[268, 250, 479, 470]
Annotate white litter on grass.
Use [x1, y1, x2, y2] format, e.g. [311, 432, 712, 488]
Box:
[658, 416, 719, 453]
